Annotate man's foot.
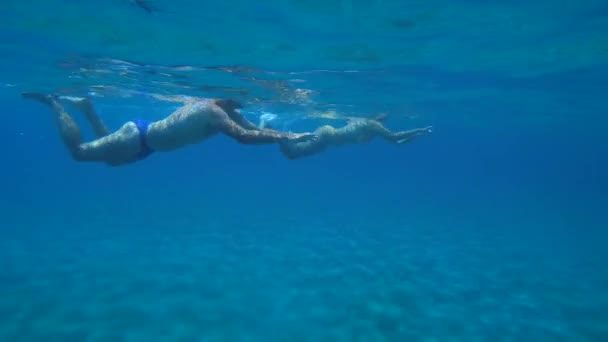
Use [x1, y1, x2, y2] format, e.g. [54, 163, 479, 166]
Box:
[22, 92, 56, 106]
[58, 96, 94, 113]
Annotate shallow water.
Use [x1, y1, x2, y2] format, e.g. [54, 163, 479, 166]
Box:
[1, 0, 607, 341]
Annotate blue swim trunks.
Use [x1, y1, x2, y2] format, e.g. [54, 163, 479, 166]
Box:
[132, 119, 154, 159]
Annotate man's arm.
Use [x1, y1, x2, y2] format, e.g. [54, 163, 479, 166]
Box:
[217, 116, 314, 145]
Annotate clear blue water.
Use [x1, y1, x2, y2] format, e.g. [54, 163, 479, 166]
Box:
[1, 0, 608, 340]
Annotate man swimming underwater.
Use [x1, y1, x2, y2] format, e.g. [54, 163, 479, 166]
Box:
[22, 93, 431, 165]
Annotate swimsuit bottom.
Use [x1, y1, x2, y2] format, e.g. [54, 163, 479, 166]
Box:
[132, 119, 154, 159]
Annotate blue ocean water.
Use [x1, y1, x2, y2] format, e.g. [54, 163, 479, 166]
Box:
[1, 0, 607, 340]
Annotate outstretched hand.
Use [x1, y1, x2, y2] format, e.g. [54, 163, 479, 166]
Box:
[422, 126, 433, 134]
[395, 126, 433, 144]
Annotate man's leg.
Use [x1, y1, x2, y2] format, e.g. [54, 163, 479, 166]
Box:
[22, 93, 83, 154]
[59, 96, 111, 138]
[74, 122, 142, 165]
[23, 93, 141, 165]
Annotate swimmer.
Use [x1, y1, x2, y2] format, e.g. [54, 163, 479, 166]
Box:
[279, 114, 432, 159]
[22, 93, 315, 166]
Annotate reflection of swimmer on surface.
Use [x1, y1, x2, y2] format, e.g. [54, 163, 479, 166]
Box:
[279, 111, 432, 159]
[132, 0, 164, 13]
[22, 93, 314, 166]
[258, 112, 278, 129]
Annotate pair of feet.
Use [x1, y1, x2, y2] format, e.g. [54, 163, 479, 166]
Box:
[22, 92, 93, 112]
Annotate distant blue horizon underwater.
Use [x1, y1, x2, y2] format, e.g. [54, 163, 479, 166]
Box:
[1, 0, 608, 341]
